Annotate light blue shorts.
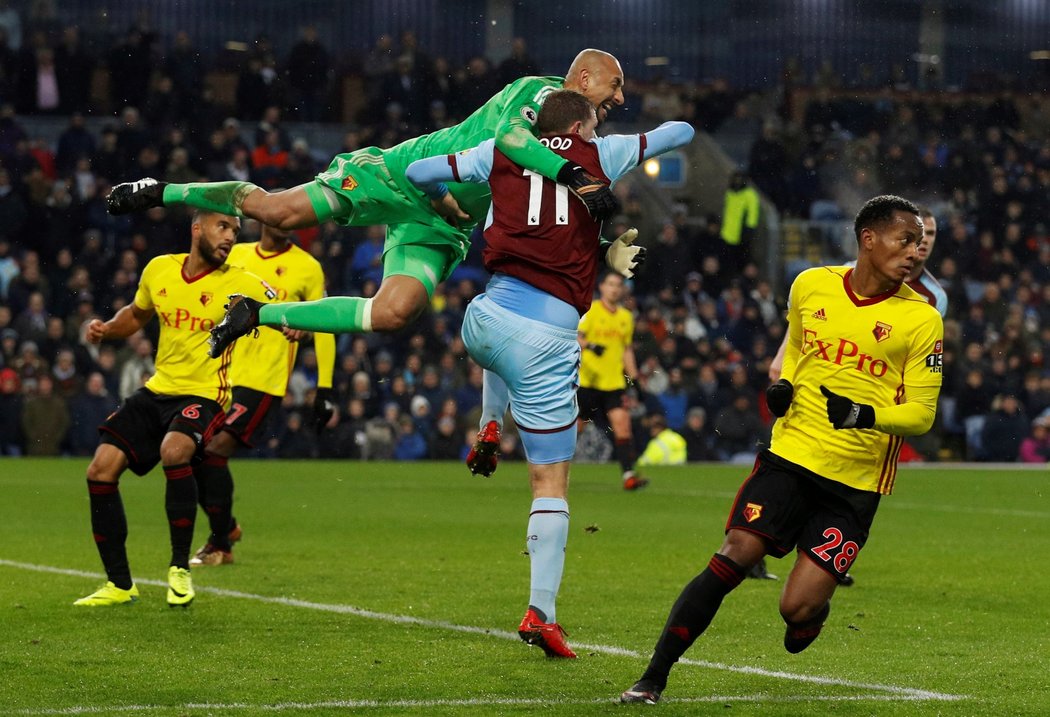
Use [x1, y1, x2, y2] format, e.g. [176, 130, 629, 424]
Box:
[461, 293, 580, 463]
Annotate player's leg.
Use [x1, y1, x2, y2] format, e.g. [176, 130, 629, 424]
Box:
[623, 454, 803, 703]
[192, 429, 239, 566]
[779, 552, 837, 653]
[74, 443, 138, 605]
[465, 369, 509, 476]
[159, 430, 201, 571]
[107, 177, 338, 229]
[263, 243, 451, 331]
[607, 402, 647, 490]
[780, 485, 877, 652]
[622, 528, 764, 702]
[75, 391, 165, 605]
[518, 457, 576, 659]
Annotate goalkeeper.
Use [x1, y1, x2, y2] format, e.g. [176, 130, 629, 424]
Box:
[621, 195, 944, 704]
[107, 50, 626, 348]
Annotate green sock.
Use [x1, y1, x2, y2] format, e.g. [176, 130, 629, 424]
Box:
[259, 297, 372, 333]
[162, 181, 260, 216]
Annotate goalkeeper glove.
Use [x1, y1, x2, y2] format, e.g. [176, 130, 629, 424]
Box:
[313, 387, 336, 432]
[820, 385, 875, 429]
[585, 343, 606, 357]
[602, 227, 647, 278]
[765, 379, 794, 418]
[557, 163, 621, 220]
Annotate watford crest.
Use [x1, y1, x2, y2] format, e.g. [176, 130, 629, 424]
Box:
[872, 321, 892, 343]
[341, 176, 358, 191]
[200, 291, 214, 307]
[743, 502, 763, 523]
[275, 266, 287, 277]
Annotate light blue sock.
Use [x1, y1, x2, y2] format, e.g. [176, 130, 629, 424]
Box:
[526, 497, 570, 623]
[482, 369, 511, 428]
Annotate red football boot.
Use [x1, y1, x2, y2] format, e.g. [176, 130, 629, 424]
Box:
[466, 420, 501, 477]
[518, 608, 577, 658]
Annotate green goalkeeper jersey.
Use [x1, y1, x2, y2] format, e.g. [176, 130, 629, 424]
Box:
[383, 75, 567, 218]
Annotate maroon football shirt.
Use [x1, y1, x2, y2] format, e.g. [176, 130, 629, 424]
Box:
[473, 134, 610, 315]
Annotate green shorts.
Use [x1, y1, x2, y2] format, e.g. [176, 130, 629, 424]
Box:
[305, 148, 472, 293]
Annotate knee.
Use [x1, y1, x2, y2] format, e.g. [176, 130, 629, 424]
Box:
[372, 296, 424, 332]
[779, 595, 824, 625]
[86, 460, 118, 483]
[160, 438, 196, 467]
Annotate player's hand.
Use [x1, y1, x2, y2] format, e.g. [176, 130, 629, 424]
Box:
[557, 163, 621, 220]
[605, 227, 646, 278]
[86, 318, 107, 344]
[820, 385, 875, 429]
[430, 193, 471, 227]
[586, 342, 606, 357]
[766, 379, 794, 418]
[282, 327, 306, 342]
[313, 387, 337, 432]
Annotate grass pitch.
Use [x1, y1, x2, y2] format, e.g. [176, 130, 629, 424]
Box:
[1, 458, 1047, 716]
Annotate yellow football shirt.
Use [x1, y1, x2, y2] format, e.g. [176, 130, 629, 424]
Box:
[772, 267, 943, 495]
[134, 254, 276, 407]
[226, 242, 334, 395]
[578, 300, 633, 391]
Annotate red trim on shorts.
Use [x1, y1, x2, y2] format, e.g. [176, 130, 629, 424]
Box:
[799, 549, 850, 583]
[242, 393, 274, 439]
[200, 410, 227, 446]
[98, 426, 141, 465]
[725, 454, 763, 533]
[448, 155, 461, 182]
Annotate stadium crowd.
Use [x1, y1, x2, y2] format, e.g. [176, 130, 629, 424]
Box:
[0, 15, 1047, 464]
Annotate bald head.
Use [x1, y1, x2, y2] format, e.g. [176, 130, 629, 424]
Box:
[563, 49, 624, 122]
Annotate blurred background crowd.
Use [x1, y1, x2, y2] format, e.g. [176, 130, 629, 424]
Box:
[0, 2, 1048, 465]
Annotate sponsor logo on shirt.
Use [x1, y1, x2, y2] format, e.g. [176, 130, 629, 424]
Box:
[872, 321, 892, 343]
[801, 329, 890, 378]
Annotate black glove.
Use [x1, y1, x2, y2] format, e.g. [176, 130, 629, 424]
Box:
[766, 379, 794, 418]
[820, 385, 875, 429]
[586, 343, 606, 357]
[557, 163, 621, 220]
[313, 387, 336, 432]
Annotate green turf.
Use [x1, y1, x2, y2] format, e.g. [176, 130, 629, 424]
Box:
[1, 458, 1047, 716]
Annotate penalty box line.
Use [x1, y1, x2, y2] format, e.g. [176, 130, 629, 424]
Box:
[1, 558, 964, 705]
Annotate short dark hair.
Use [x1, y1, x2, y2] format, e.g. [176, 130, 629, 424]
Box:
[536, 90, 595, 135]
[853, 195, 920, 241]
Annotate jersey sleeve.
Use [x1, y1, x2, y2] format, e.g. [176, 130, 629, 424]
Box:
[405, 140, 495, 197]
[871, 308, 943, 436]
[624, 311, 635, 344]
[449, 139, 496, 183]
[596, 121, 695, 185]
[133, 258, 157, 311]
[779, 273, 806, 383]
[494, 78, 570, 181]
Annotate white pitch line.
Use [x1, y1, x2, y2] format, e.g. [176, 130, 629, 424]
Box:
[1, 558, 964, 706]
[8, 693, 963, 716]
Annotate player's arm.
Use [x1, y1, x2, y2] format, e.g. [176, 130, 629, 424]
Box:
[767, 283, 803, 417]
[405, 139, 496, 196]
[820, 313, 944, 434]
[623, 345, 638, 382]
[595, 121, 695, 185]
[86, 303, 154, 343]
